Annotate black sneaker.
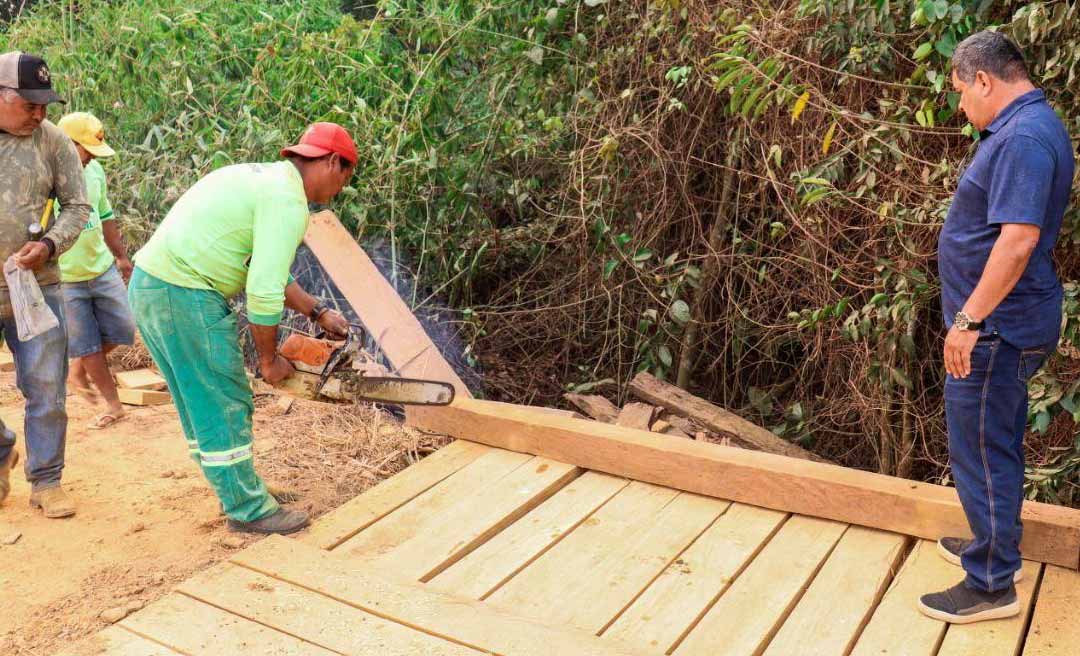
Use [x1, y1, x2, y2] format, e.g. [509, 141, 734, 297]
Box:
[918, 580, 1019, 624]
[227, 508, 310, 535]
[937, 537, 1022, 582]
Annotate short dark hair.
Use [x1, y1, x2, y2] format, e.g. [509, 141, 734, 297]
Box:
[951, 31, 1029, 83]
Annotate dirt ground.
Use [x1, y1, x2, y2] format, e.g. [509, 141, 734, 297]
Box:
[0, 368, 439, 656]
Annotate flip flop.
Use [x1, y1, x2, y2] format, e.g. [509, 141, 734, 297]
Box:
[88, 412, 126, 431]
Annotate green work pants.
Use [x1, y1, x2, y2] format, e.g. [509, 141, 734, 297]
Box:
[128, 267, 278, 522]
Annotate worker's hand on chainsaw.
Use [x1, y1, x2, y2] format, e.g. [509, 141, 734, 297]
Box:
[317, 309, 349, 339]
[261, 354, 295, 384]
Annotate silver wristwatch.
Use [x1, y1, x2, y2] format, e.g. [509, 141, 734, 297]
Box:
[954, 311, 985, 331]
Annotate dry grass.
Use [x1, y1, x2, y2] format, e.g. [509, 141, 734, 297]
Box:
[250, 386, 451, 520]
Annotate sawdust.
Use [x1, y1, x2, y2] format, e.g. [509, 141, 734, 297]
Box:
[0, 371, 442, 655]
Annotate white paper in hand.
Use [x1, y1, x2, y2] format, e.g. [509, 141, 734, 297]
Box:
[3, 255, 59, 341]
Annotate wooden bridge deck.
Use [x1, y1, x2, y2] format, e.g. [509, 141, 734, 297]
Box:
[67, 433, 1078, 656]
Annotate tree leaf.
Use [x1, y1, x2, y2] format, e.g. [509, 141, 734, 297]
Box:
[603, 260, 618, 279]
[913, 42, 934, 60]
[657, 345, 673, 367]
[525, 46, 544, 65]
[791, 91, 810, 124]
[822, 120, 838, 155]
[669, 300, 691, 324]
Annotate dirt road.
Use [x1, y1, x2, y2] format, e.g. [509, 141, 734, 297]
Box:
[0, 371, 423, 655]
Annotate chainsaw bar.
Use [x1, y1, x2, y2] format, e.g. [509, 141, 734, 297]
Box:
[348, 376, 456, 406]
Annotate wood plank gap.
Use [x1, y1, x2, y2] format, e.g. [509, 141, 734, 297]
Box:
[232, 537, 656, 656]
[477, 476, 634, 601]
[113, 626, 189, 656]
[416, 463, 586, 582]
[840, 535, 917, 656]
[114, 627, 195, 656]
[214, 565, 490, 655]
[305, 440, 489, 550]
[335, 446, 531, 559]
[665, 512, 793, 655]
[174, 589, 350, 656]
[595, 500, 736, 637]
[754, 524, 855, 655]
[1016, 565, 1047, 656]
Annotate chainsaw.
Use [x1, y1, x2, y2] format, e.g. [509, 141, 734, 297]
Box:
[271, 331, 455, 406]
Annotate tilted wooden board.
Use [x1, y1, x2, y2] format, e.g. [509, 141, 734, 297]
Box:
[304, 210, 470, 397]
[412, 398, 1080, 568]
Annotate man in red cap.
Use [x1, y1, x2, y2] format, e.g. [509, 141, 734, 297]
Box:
[128, 123, 355, 535]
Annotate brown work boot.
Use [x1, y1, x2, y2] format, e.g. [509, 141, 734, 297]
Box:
[29, 486, 76, 518]
[227, 508, 309, 535]
[0, 450, 18, 505]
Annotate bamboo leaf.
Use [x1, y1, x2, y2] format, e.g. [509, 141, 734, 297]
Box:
[822, 120, 838, 155]
[791, 91, 810, 124]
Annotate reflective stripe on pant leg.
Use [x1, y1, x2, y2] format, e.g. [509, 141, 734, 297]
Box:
[198, 444, 253, 467]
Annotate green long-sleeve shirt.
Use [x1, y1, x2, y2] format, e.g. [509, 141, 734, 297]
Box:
[0, 119, 90, 316]
[134, 161, 308, 325]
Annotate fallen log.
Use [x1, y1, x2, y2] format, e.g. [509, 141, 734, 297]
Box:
[628, 372, 826, 463]
[615, 402, 657, 430]
[563, 393, 619, 423]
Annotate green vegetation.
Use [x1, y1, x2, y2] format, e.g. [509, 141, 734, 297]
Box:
[3, 1, 1078, 505]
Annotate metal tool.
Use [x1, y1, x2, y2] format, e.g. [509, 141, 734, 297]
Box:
[273, 332, 455, 407]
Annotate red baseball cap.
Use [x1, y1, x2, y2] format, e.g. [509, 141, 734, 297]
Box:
[281, 122, 357, 166]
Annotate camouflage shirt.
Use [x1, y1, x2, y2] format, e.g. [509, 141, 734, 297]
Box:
[0, 119, 89, 317]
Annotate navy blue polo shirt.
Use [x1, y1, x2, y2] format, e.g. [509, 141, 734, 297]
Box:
[938, 89, 1075, 349]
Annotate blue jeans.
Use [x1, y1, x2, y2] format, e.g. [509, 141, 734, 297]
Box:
[0, 284, 69, 491]
[944, 335, 1052, 592]
[61, 264, 136, 358]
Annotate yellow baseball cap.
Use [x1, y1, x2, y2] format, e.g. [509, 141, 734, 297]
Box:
[57, 112, 116, 157]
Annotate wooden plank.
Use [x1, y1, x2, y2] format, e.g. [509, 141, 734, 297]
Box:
[764, 527, 910, 656]
[304, 210, 470, 397]
[850, 540, 957, 656]
[121, 593, 335, 654]
[615, 402, 658, 430]
[429, 471, 630, 599]
[629, 372, 825, 461]
[675, 516, 848, 656]
[368, 457, 581, 582]
[487, 482, 726, 634]
[564, 393, 619, 422]
[604, 503, 787, 652]
[412, 398, 1080, 569]
[938, 561, 1040, 656]
[233, 536, 657, 656]
[56, 626, 181, 656]
[179, 563, 482, 655]
[115, 368, 167, 391]
[302, 439, 490, 550]
[1024, 565, 1080, 655]
[483, 399, 582, 419]
[117, 388, 171, 406]
[336, 447, 533, 559]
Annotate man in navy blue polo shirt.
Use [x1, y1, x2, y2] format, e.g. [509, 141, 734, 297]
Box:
[919, 31, 1074, 624]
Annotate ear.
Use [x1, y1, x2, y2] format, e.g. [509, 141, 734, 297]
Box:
[975, 70, 993, 96]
